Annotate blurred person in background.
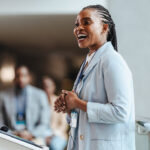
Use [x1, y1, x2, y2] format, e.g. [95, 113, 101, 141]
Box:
[42, 76, 68, 150]
[0, 65, 52, 145]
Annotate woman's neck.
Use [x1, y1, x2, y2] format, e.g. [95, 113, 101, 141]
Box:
[88, 50, 96, 56]
[88, 41, 106, 56]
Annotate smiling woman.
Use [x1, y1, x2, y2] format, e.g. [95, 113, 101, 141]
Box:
[74, 9, 107, 51]
[73, 5, 117, 53]
[55, 4, 135, 150]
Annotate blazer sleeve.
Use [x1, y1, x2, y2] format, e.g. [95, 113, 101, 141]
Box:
[31, 91, 52, 137]
[87, 54, 134, 124]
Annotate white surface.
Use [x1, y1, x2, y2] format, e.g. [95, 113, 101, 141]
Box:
[0, 0, 108, 15]
[0, 132, 47, 150]
[136, 122, 150, 150]
[135, 131, 150, 150]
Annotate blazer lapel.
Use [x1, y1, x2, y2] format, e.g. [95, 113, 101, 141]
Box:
[73, 59, 86, 91]
[83, 42, 112, 80]
[73, 42, 113, 97]
[76, 42, 113, 97]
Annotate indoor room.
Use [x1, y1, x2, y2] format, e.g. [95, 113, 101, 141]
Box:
[0, 0, 150, 150]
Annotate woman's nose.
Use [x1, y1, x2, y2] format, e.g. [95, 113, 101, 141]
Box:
[76, 24, 84, 31]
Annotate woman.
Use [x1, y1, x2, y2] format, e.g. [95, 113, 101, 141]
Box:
[42, 76, 68, 150]
[55, 5, 135, 150]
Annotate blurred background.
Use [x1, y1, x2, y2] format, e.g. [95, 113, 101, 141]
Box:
[0, 0, 150, 149]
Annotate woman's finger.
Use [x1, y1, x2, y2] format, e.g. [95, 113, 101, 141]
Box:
[62, 90, 69, 95]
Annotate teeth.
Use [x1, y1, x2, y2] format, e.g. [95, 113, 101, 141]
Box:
[77, 34, 87, 39]
[78, 34, 87, 37]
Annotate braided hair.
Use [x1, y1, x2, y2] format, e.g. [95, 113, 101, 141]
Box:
[82, 5, 118, 52]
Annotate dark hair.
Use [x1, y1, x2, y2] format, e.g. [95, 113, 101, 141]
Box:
[82, 5, 118, 51]
[15, 64, 30, 73]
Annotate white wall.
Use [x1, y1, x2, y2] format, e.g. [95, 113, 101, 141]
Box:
[109, 0, 150, 118]
[0, 0, 109, 15]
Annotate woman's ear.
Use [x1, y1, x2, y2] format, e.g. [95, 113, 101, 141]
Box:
[102, 24, 109, 33]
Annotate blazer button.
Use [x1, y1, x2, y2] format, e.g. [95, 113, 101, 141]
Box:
[80, 135, 84, 140]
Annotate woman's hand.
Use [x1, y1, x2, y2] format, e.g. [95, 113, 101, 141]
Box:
[14, 130, 34, 141]
[54, 94, 69, 113]
[55, 90, 87, 113]
[61, 90, 80, 111]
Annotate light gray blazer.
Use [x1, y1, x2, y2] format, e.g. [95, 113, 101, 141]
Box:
[0, 85, 51, 138]
[67, 42, 135, 150]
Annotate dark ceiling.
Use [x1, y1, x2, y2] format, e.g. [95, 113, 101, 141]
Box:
[0, 14, 81, 53]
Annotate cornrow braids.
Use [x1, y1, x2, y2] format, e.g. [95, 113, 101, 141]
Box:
[82, 5, 118, 52]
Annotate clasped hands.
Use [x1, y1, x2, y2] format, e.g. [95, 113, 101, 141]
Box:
[54, 90, 79, 114]
[13, 130, 34, 141]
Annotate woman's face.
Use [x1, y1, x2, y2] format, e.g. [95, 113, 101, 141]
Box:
[74, 9, 108, 50]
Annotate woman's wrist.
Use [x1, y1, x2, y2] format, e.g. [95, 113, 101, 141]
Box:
[75, 97, 87, 112]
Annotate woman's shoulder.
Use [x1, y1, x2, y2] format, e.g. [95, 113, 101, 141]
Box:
[99, 48, 132, 76]
[101, 49, 127, 66]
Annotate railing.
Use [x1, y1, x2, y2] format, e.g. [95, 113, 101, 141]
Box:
[136, 119, 150, 150]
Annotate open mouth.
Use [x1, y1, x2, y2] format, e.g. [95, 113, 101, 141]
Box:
[77, 34, 88, 41]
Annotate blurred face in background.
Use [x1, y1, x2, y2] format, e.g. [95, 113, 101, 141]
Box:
[42, 77, 56, 96]
[15, 66, 31, 89]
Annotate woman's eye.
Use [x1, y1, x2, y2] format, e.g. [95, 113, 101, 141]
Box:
[75, 23, 79, 27]
[84, 21, 90, 25]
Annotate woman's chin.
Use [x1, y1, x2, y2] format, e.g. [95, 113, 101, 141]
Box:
[78, 43, 88, 48]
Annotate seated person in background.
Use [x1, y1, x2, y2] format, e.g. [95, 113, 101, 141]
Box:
[0, 65, 52, 145]
[42, 76, 68, 150]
